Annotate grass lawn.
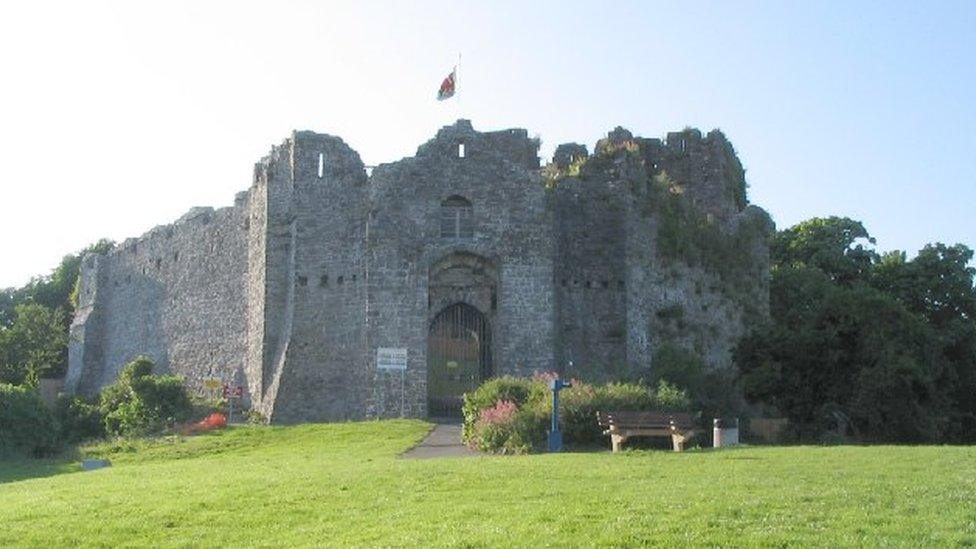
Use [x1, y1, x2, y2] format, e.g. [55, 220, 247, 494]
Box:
[1, 420, 974, 547]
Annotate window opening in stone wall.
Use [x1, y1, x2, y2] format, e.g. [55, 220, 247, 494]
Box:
[320, 275, 329, 287]
[317, 153, 324, 178]
[337, 276, 344, 284]
[458, 143, 465, 158]
[297, 276, 308, 287]
[440, 196, 473, 239]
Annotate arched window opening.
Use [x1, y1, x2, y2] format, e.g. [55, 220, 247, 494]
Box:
[440, 196, 473, 239]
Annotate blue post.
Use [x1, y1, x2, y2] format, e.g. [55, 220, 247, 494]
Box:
[548, 377, 572, 452]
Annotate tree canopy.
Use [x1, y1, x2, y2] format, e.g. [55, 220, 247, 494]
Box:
[737, 217, 976, 442]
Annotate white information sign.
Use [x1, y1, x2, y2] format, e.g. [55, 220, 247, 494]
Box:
[377, 347, 408, 371]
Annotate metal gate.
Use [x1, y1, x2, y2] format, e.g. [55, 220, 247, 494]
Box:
[427, 302, 492, 417]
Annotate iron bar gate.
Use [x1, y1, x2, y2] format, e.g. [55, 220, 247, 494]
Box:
[427, 303, 492, 417]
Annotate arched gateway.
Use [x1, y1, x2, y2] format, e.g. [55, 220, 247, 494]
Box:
[426, 252, 498, 416]
[427, 303, 492, 416]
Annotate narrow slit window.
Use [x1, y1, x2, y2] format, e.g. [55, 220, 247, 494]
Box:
[317, 153, 324, 178]
[458, 143, 465, 158]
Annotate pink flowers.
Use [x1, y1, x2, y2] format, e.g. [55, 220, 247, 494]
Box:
[478, 400, 518, 425]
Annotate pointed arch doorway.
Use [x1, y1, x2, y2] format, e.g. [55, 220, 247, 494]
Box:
[427, 302, 492, 416]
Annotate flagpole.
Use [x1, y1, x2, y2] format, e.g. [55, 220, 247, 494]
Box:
[455, 52, 461, 122]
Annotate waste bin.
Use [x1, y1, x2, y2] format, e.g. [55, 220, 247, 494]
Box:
[713, 417, 739, 448]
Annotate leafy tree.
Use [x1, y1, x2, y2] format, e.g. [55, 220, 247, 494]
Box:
[872, 244, 976, 440]
[0, 304, 68, 386]
[771, 217, 878, 284]
[737, 265, 948, 441]
[737, 218, 974, 442]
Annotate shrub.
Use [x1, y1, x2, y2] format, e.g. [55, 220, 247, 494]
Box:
[0, 383, 59, 457]
[99, 356, 193, 437]
[653, 344, 745, 419]
[467, 400, 520, 453]
[461, 376, 544, 442]
[53, 394, 104, 444]
[462, 375, 692, 453]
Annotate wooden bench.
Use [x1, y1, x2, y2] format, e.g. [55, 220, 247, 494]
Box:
[596, 411, 697, 452]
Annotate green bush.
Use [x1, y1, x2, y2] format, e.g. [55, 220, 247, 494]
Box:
[0, 383, 59, 457]
[461, 376, 545, 443]
[652, 344, 747, 420]
[462, 375, 692, 453]
[54, 394, 104, 444]
[99, 356, 193, 437]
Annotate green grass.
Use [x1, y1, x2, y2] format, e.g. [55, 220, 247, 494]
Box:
[1, 420, 975, 547]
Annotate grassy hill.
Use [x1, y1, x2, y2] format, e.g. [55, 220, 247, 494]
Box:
[1, 420, 974, 546]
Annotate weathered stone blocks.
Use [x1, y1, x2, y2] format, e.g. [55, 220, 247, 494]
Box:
[66, 120, 771, 423]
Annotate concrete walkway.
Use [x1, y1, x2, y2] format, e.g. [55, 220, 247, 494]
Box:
[401, 421, 480, 459]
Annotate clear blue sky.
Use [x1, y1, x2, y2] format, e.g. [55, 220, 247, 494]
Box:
[1, 1, 973, 287]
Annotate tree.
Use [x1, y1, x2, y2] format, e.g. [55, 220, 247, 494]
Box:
[0, 304, 68, 386]
[872, 243, 976, 440]
[737, 265, 948, 441]
[737, 218, 974, 443]
[771, 216, 878, 284]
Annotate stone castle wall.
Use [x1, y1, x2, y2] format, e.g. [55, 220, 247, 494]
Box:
[67, 120, 772, 423]
[67, 198, 251, 397]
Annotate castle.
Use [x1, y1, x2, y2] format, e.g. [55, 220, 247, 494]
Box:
[66, 120, 772, 422]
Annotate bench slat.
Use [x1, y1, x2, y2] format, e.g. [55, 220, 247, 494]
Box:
[596, 411, 694, 429]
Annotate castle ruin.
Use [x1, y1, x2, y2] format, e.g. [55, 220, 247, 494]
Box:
[66, 120, 772, 422]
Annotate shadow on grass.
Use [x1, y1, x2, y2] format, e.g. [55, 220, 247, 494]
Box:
[0, 454, 80, 484]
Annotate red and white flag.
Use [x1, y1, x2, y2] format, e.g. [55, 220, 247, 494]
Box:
[437, 68, 456, 101]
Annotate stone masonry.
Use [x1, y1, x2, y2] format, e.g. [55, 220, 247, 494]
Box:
[66, 120, 772, 423]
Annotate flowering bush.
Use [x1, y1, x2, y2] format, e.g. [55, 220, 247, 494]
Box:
[467, 400, 522, 453]
[462, 375, 692, 453]
[179, 412, 228, 436]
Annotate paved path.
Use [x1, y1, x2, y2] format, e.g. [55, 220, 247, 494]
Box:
[400, 422, 480, 459]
